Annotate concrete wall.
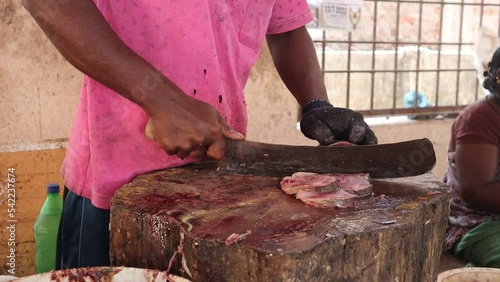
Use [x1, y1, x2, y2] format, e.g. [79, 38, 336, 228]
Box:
[0, 1, 460, 277]
[0, 1, 80, 143]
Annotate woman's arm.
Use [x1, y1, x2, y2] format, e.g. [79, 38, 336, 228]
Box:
[456, 143, 500, 213]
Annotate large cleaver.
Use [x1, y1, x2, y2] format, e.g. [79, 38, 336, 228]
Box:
[217, 138, 436, 178]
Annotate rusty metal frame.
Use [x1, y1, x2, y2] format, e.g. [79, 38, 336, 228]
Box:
[312, 0, 500, 117]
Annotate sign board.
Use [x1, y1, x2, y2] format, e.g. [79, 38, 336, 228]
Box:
[317, 0, 364, 32]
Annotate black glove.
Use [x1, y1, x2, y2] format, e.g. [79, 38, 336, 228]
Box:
[300, 100, 378, 145]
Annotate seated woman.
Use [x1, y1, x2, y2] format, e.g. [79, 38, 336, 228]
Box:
[443, 47, 500, 267]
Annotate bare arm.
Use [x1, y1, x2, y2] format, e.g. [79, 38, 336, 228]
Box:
[22, 0, 243, 159]
[23, 0, 169, 114]
[266, 26, 328, 106]
[266, 26, 377, 145]
[456, 143, 500, 213]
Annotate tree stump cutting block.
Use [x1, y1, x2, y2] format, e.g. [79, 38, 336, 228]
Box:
[110, 162, 450, 282]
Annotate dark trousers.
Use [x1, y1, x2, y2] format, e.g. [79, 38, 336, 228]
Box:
[55, 187, 111, 270]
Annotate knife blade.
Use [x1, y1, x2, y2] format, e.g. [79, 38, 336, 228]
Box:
[217, 138, 436, 178]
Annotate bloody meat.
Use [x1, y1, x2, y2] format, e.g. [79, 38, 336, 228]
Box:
[280, 172, 372, 208]
[331, 173, 372, 196]
[280, 172, 339, 195]
[330, 141, 356, 147]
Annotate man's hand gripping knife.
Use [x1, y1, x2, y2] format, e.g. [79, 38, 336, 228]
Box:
[144, 108, 245, 161]
[300, 99, 378, 145]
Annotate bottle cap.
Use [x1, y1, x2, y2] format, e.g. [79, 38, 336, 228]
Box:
[47, 183, 60, 193]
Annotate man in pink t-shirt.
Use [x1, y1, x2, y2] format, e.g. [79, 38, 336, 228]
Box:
[24, 0, 377, 270]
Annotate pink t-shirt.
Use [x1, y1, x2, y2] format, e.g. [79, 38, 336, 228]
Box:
[62, 0, 313, 209]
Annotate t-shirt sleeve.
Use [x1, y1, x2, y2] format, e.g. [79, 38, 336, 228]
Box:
[454, 103, 500, 146]
[267, 0, 313, 34]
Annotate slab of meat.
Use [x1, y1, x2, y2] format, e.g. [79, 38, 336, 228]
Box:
[296, 188, 357, 208]
[330, 141, 356, 147]
[280, 172, 339, 195]
[332, 173, 372, 197]
[280, 172, 372, 208]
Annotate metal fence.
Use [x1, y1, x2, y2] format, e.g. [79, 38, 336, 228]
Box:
[308, 0, 500, 117]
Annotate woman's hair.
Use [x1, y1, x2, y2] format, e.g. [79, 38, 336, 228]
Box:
[483, 47, 500, 94]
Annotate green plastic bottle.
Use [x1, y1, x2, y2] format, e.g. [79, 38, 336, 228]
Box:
[34, 183, 63, 273]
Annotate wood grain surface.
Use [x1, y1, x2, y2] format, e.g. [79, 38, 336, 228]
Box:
[110, 162, 450, 282]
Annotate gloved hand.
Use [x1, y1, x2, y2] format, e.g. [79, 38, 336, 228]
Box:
[300, 102, 378, 145]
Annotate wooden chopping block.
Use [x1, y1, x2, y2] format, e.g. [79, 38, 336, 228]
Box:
[109, 162, 450, 282]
